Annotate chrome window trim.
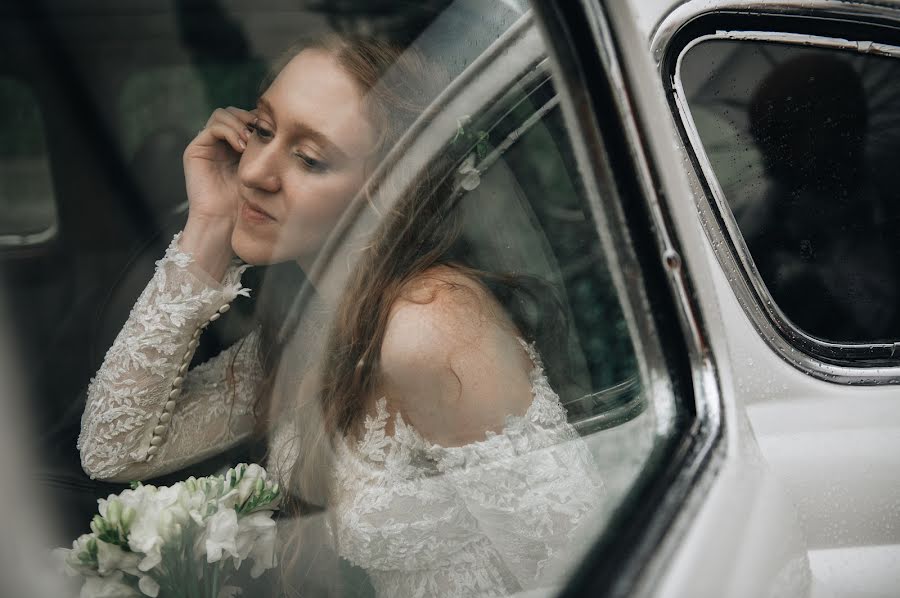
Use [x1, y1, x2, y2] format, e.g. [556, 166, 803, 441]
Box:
[659, 5, 900, 384]
[651, 0, 900, 47]
[0, 223, 58, 247]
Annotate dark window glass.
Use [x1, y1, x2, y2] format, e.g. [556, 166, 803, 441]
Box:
[680, 39, 900, 343]
[0, 77, 57, 244]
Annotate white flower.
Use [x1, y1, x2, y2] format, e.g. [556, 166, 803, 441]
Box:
[59, 466, 281, 598]
[56, 534, 99, 577]
[457, 154, 481, 191]
[127, 485, 183, 571]
[156, 508, 185, 544]
[204, 509, 239, 563]
[219, 463, 274, 512]
[95, 540, 140, 577]
[79, 571, 141, 598]
[137, 574, 160, 598]
[177, 480, 216, 526]
[236, 464, 267, 506]
[110, 484, 159, 514]
[234, 511, 278, 578]
[52, 547, 77, 577]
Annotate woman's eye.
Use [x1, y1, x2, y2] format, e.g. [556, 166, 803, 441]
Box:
[295, 152, 328, 173]
[248, 121, 274, 140]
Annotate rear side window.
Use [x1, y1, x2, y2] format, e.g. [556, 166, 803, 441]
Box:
[0, 77, 57, 245]
[677, 36, 900, 346]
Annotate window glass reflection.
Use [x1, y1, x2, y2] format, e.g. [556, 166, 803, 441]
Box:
[0, 2, 673, 596]
[681, 39, 900, 343]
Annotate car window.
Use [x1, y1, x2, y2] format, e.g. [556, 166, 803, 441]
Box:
[298, 28, 672, 590]
[438, 71, 656, 488]
[677, 35, 900, 347]
[0, 2, 685, 596]
[0, 77, 58, 245]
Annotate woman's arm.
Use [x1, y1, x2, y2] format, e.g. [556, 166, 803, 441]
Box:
[78, 232, 262, 483]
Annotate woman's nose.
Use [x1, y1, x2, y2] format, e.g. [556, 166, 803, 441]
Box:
[238, 143, 281, 193]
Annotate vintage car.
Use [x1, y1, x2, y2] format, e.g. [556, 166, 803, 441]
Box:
[0, 0, 897, 596]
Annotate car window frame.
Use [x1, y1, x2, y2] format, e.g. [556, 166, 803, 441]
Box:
[530, 2, 723, 596]
[662, 6, 900, 384]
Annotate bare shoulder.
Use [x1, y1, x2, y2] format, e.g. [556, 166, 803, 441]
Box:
[378, 266, 536, 447]
[381, 266, 495, 366]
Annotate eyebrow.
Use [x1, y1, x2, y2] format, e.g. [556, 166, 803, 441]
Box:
[256, 96, 350, 163]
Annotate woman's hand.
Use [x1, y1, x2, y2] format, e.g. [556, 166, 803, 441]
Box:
[180, 107, 256, 280]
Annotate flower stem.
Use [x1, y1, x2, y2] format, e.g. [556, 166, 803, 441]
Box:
[210, 562, 221, 598]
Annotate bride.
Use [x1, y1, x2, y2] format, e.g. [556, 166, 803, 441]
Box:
[78, 34, 605, 597]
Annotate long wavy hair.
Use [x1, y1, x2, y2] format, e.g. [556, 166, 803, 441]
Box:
[246, 34, 569, 596]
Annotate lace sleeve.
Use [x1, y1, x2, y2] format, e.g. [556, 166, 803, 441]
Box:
[431, 369, 607, 591]
[78, 232, 263, 483]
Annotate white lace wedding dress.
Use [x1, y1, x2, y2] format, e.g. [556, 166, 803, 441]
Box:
[79, 233, 606, 597]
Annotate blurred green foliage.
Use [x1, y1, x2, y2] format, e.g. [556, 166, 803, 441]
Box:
[493, 99, 638, 390]
[118, 62, 266, 159]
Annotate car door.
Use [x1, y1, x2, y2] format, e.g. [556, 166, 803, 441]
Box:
[645, 0, 900, 597]
[0, 1, 818, 597]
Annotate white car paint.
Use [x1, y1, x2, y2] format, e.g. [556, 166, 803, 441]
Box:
[597, 0, 900, 595]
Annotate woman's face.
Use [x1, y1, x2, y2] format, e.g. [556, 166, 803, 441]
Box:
[233, 48, 378, 268]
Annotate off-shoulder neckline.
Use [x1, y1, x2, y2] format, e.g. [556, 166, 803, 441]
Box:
[341, 337, 571, 469]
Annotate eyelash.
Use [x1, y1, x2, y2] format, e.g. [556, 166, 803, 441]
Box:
[247, 121, 329, 173]
[295, 153, 328, 173]
[247, 121, 273, 140]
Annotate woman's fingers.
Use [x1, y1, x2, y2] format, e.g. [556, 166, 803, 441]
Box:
[224, 106, 256, 126]
[186, 106, 257, 163]
[198, 121, 246, 154]
[206, 122, 247, 154]
[203, 107, 254, 145]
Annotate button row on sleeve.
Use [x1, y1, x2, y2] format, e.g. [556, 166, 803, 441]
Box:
[146, 303, 231, 460]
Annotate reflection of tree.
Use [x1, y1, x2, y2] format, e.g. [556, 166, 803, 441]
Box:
[503, 103, 638, 390]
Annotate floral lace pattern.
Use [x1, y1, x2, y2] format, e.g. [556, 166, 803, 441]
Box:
[333, 340, 606, 597]
[78, 233, 260, 482]
[80, 233, 607, 597]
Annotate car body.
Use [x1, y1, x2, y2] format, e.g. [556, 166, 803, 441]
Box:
[0, 0, 898, 596]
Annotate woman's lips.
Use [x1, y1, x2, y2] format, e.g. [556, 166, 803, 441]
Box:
[240, 200, 276, 224]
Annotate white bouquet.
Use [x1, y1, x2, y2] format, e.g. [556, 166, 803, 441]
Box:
[54, 464, 282, 598]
